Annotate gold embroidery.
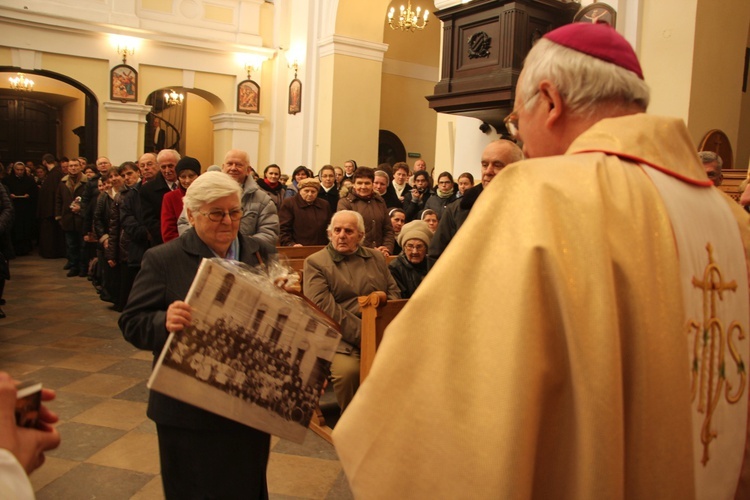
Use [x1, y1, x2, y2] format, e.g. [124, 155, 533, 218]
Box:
[687, 243, 746, 466]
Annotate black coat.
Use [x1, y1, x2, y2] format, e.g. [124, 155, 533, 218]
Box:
[317, 186, 339, 213]
[140, 173, 171, 246]
[388, 252, 428, 299]
[119, 183, 150, 266]
[427, 183, 483, 268]
[119, 228, 268, 430]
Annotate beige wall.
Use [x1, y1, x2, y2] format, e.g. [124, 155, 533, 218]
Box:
[329, 55, 384, 167]
[640, 0, 750, 168]
[38, 53, 110, 157]
[737, 28, 750, 171]
[379, 73, 437, 169]
[184, 93, 214, 169]
[687, 0, 750, 166]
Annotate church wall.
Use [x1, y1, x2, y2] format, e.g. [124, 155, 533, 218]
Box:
[40, 53, 111, 159]
[736, 27, 750, 171]
[184, 94, 214, 168]
[329, 54, 384, 167]
[687, 0, 750, 166]
[379, 72, 437, 170]
[638, 0, 698, 122]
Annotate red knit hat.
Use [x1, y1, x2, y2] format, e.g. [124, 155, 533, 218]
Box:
[543, 23, 644, 80]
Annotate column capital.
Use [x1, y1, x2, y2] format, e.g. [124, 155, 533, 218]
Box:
[210, 112, 265, 131]
[318, 35, 388, 62]
[103, 102, 152, 122]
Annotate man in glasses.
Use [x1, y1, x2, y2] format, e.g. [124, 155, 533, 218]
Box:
[427, 139, 522, 267]
[335, 22, 750, 499]
[177, 149, 279, 250]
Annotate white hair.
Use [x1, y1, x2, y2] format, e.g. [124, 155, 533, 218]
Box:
[698, 151, 723, 170]
[157, 149, 181, 164]
[328, 210, 365, 241]
[183, 171, 242, 213]
[519, 38, 650, 116]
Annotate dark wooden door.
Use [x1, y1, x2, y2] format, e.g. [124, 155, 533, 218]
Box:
[0, 96, 57, 165]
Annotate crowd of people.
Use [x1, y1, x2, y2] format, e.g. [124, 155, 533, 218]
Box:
[4, 21, 750, 499]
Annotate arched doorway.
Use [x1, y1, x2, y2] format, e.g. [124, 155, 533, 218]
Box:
[378, 129, 406, 166]
[0, 67, 98, 164]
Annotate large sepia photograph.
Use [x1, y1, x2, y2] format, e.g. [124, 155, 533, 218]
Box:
[148, 258, 340, 443]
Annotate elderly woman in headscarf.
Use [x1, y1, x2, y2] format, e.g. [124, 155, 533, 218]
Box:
[119, 171, 273, 499]
[388, 220, 432, 299]
[278, 177, 332, 246]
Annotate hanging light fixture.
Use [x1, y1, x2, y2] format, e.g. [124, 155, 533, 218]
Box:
[387, 1, 429, 32]
[9, 73, 34, 91]
[164, 89, 184, 106]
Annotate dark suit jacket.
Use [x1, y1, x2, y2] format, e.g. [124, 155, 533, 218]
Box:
[140, 173, 170, 245]
[155, 128, 166, 152]
[119, 228, 268, 431]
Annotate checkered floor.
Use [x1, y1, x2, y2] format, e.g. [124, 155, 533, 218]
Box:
[1, 254, 352, 499]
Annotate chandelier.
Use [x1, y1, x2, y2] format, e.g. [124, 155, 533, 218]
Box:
[164, 89, 184, 106]
[388, 1, 429, 32]
[9, 73, 34, 91]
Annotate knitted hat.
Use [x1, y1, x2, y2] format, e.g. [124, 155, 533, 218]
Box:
[298, 177, 321, 190]
[544, 23, 643, 80]
[397, 220, 433, 248]
[176, 156, 201, 176]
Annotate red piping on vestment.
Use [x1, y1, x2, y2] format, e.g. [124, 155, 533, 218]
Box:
[574, 149, 714, 188]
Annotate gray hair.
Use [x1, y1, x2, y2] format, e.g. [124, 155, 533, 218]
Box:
[374, 170, 390, 180]
[328, 210, 365, 241]
[698, 151, 723, 171]
[183, 171, 243, 213]
[518, 38, 650, 116]
[157, 149, 181, 164]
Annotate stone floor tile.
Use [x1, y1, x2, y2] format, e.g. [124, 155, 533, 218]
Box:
[1, 362, 43, 379]
[113, 380, 150, 403]
[72, 399, 148, 430]
[47, 390, 106, 421]
[50, 351, 122, 372]
[101, 358, 153, 379]
[28, 456, 78, 491]
[60, 372, 140, 397]
[86, 430, 161, 474]
[1, 346, 76, 366]
[47, 422, 126, 461]
[272, 430, 340, 461]
[130, 475, 165, 500]
[325, 471, 355, 500]
[26, 366, 90, 390]
[6, 331, 79, 347]
[267, 453, 342, 499]
[46, 335, 107, 351]
[130, 350, 154, 361]
[35, 463, 153, 500]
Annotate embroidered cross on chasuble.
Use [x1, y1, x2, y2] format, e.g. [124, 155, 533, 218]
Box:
[644, 164, 749, 499]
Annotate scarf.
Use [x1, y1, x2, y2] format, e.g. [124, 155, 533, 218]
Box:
[437, 188, 455, 199]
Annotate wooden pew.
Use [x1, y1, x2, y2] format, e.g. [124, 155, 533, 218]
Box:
[357, 291, 408, 383]
[276, 245, 325, 260]
[307, 291, 408, 443]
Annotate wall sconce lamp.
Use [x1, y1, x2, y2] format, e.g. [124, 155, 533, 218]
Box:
[112, 36, 138, 64]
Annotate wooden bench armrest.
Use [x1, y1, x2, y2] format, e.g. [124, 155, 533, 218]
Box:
[358, 291, 408, 384]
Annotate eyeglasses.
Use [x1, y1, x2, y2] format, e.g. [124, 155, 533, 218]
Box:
[404, 243, 426, 252]
[503, 91, 539, 141]
[198, 209, 243, 222]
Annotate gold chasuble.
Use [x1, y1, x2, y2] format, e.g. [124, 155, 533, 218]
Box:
[333, 114, 750, 499]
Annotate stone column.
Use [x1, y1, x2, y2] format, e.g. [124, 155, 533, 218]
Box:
[103, 102, 151, 165]
[210, 113, 265, 169]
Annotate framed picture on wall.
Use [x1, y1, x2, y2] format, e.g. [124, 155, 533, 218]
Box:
[237, 79, 260, 114]
[288, 78, 302, 115]
[573, 2, 616, 27]
[110, 64, 138, 103]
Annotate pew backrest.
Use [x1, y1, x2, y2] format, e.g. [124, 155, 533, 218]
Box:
[358, 291, 408, 384]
